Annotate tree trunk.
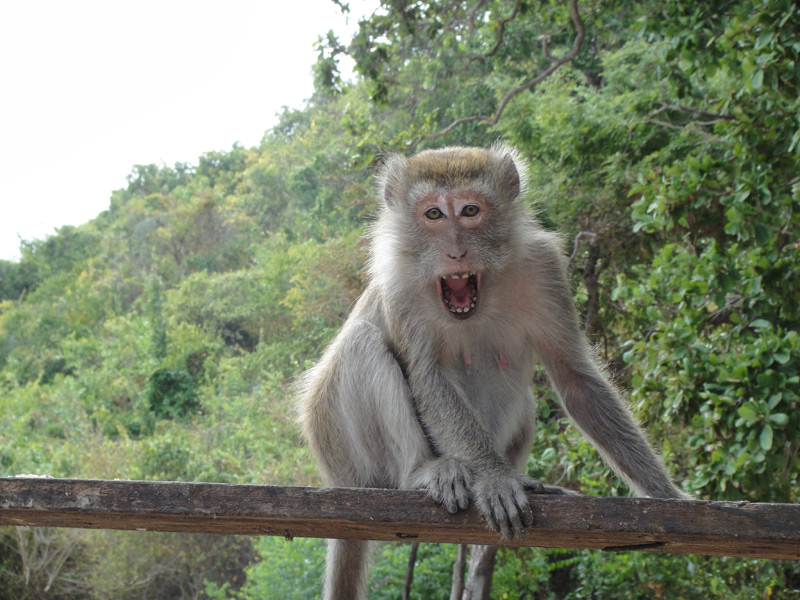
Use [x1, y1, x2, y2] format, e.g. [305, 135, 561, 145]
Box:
[582, 241, 602, 341]
[402, 542, 420, 600]
[449, 544, 468, 600]
[463, 544, 498, 600]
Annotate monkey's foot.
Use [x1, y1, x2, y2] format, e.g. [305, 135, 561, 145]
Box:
[411, 457, 473, 514]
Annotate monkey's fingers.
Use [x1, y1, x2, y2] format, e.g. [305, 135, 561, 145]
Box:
[541, 484, 581, 496]
[415, 457, 472, 513]
[521, 476, 580, 496]
[437, 475, 470, 513]
[477, 479, 533, 540]
[482, 495, 516, 540]
[513, 486, 535, 528]
[521, 477, 545, 494]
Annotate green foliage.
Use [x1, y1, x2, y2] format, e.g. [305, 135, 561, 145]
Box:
[565, 552, 799, 600]
[84, 531, 254, 600]
[147, 369, 199, 420]
[368, 543, 454, 600]
[204, 537, 325, 600]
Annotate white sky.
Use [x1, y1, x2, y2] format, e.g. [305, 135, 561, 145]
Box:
[0, 0, 374, 261]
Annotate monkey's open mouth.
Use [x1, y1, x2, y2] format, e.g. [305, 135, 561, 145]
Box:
[439, 271, 479, 319]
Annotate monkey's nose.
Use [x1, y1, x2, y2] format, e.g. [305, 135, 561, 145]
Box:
[448, 250, 468, 260]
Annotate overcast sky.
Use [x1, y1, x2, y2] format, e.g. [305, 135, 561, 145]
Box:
[0, 0, 374, 261]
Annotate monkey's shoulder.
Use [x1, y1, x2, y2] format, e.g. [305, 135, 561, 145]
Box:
[498, 227, 567, 281]
[517, 225, 564, 258]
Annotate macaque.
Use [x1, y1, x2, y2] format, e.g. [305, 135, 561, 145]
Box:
[297, 145, 683, 600]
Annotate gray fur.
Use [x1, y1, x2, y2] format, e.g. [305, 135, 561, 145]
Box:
[296, 145, 683, 600]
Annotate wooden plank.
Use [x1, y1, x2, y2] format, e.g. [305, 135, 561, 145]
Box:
[1, 477, 798, 560]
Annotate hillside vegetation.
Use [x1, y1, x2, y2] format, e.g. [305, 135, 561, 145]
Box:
[1, 1, 799, 598]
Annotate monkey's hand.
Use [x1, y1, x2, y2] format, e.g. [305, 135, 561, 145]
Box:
[472, 469, 535, 540]
[410, 458, 473, 514]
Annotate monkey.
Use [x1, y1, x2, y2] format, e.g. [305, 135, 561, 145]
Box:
[296, 144, 684, 600]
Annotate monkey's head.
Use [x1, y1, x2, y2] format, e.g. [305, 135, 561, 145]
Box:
[373, 144, 528, 321]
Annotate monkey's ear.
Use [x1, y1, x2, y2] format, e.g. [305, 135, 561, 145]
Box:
[377, 154, 408, 207]
[492, 144, 528, 202]
[499, 154, 520, 200]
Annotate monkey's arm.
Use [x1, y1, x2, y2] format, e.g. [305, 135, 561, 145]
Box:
[404, 341, 542, 540]
[529, 247, 684, 498]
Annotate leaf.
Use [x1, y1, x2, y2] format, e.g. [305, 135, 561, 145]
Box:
[751, 69, 764, 90]
[773, 350, 790, 365]
[754, 31, 773, 51]
[759, 424, 773, 451]
[750, 319, 771, 330]
[754, 222, 770, 243]
[737, 403, 758, 422]
[769, 413, 789, 426]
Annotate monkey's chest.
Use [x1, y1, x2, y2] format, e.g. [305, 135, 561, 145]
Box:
[445, 348, 536, 442]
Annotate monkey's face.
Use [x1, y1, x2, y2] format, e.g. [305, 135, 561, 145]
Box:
[415, 191, 491, 320]
[374, 145, 525, 321]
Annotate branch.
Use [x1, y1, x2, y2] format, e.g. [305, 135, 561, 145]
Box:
[643, 117, 728, 144]
[643, 102, 735, 143]
[654, 102, 735, 122]
[483, 0, 521, 59]
[468, 0, 490, 28]
[2, 478, 799, 560]
[568, 230, 597, 268]
[402, 541, 420, 600]
[412, 0, 586, 149]
[415, 0, 521, 98]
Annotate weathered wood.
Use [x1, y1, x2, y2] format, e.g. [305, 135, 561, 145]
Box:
[1, 477, 798, 560]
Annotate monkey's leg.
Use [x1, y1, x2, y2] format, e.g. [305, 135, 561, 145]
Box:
[311, 321, 435, 600]
[323, 539, 371, 600]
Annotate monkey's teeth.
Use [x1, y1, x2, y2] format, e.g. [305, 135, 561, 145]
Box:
[448, 306, 475, 314]
[446, 271, 476, 280]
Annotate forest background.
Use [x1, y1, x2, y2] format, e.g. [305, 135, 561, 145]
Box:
[1, 0, 799, 598]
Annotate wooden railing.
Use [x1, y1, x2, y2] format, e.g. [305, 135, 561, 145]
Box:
[1, 477, 798, 560]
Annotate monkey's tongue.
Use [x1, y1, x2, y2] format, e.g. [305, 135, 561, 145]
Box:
[449, 285, 471, 308]
[447, 277, 469, 294]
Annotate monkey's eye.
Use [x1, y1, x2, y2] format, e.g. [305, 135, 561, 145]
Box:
[425, 207, 444, 220]
[461, 204, 480, 217]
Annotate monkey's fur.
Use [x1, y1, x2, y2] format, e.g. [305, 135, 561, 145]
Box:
[297, 145, 683, 600]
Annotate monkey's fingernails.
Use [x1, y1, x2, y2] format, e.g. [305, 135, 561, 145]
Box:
[516, 497, 534, 528]
[513, 524, 527, 541]
[522, 508, 534, 528]
[451, 482, 469, 511]
[504, 514, 524, 541]
[484, 504, 503, 537]
[507, 503, 530, 539]
[495, 500, 518, 541]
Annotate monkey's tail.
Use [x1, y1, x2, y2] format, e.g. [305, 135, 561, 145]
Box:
[323, 538, 372, 600]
